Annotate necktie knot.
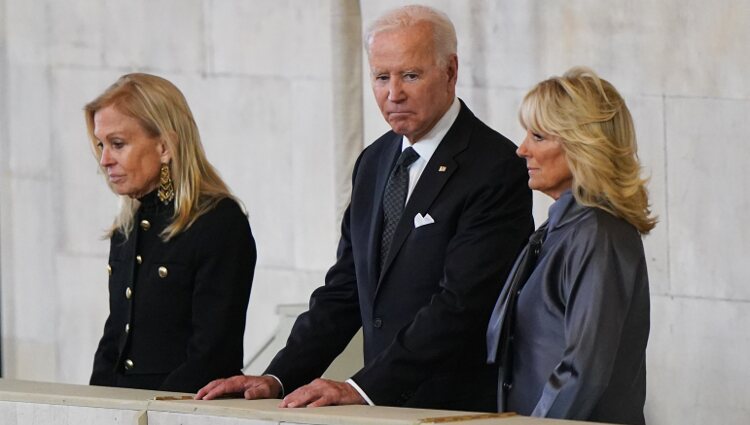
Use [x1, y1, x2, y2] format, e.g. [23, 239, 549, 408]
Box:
[397, 146, 420, 170]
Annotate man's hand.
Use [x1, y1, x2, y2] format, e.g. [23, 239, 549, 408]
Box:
[195, 375, 281, 400]
[279, 378, 366, 408]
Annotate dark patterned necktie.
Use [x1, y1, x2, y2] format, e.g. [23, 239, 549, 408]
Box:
[485, 223, 548, 409]
[380, 146, 420, 271]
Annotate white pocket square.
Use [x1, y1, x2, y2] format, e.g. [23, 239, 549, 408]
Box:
[414, 213, 435, 228]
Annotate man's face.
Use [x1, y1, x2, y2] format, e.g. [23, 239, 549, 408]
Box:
[368, 23, 457, 143]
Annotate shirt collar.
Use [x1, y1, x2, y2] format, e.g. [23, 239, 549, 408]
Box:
[401, 97, 460, 160]
[547, 189, 575, 231]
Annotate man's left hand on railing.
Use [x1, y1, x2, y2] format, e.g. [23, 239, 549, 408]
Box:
[279, 378, 366, 408]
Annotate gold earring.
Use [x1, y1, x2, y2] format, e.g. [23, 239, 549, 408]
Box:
[157, 163, 175, 204]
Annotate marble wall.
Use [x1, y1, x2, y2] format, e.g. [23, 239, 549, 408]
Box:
[1, 1, 748, 424]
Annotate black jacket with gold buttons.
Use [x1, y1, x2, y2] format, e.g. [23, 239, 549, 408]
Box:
[90, 191, 256, 393]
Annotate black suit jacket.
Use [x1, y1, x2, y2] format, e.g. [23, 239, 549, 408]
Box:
[91, 192, 256, 393]
[266, 101, 532, 411]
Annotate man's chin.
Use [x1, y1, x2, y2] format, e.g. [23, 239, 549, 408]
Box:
[387, 122, 412, 137]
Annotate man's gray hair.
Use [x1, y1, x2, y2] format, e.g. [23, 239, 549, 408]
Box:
[364, 5, 457, 68]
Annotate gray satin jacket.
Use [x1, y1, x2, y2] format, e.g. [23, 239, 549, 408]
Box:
[492, 190, 650, 425]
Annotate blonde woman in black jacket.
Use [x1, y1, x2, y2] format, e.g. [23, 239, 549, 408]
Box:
[86, 73, 256, 393]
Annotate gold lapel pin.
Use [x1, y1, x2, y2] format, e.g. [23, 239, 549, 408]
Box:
[438, 165, 447, 172]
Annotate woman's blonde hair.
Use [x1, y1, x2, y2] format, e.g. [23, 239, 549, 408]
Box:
[85, 73, 238, 241]
[519, 67, 657, 234]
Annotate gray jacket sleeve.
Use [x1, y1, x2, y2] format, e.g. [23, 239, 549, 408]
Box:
[532, 220, 648, 419]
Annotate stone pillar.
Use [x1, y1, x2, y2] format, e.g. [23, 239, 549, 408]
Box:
[331, 0, 363, 219]
[0, 0, 7, 378]
[0, 0, 59, 382]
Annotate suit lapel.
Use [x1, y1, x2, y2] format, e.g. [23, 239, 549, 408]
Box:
[377, 101, 475, 286]
[367, 135, 403, 286]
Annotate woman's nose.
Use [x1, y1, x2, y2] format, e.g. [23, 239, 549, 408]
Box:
[516, 137, 529, 158]
[100, 147, 114, 166]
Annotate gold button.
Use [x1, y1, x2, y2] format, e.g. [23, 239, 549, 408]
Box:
[107, 264, 112, 275]
[125, 323, 130, 333]
[136, 255, 142, 264]
[124, 359, 134, 370]
[125, 287, 133, 299]
[158, 266, 168, 278]
[140, 220, 151, 231]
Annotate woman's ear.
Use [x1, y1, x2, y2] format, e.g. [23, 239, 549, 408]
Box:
[159, 132, 176, 164]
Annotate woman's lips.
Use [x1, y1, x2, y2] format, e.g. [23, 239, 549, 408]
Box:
[108, 174, 124, 183]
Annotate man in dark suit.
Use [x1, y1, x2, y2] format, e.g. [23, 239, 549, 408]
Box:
[196, 5, 532, 411]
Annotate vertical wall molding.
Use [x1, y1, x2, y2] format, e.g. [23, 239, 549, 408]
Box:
[330, 0, 363, 224]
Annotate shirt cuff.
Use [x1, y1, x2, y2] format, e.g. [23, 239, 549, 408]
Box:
[346, 378, 375, 406]
[263, 374, 285, 398]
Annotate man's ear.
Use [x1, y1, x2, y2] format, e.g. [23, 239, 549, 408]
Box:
[446, 54, 458, 84]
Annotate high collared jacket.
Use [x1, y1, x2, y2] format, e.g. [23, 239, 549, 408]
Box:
[90, 191, 256, 393]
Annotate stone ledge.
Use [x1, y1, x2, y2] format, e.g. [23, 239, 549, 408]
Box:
[0, 379, 602, 425]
